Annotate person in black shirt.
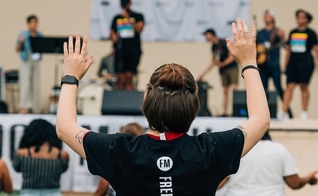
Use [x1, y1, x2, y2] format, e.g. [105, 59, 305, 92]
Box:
[277, 9, 318, 120]
[56, 18, 270, 195]
[198, 29, 238, 117]
[110, 0, 144, 90]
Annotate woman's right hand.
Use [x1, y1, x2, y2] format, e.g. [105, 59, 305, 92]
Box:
[226, 18, 257, 67]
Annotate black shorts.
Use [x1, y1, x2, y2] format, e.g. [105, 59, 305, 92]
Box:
[286, 55, 314, 84]
[114, 52, 141, 74]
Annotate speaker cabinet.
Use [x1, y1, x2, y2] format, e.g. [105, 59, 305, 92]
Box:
[197, 81, 212, 116]
[232, 90, 277, 118]
[101, 90, 144, 115]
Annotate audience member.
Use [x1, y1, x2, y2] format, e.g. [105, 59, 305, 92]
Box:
[13, 119, 69, 196]
[56, 18, 270, 195]
[220, 132, 317, 195]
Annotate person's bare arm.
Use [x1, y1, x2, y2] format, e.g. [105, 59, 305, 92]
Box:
[217, 53, 235, 67]
[110, 29, 118, 43]
[313, 45, 318, 74]
[197, 60, 215, 81]
[0, 160, 13, 194]
[93, 177, 110, 196]
[284, 172, 317, 189]
[132, 21, 144, 34]
[56, 33, 93, 159]
[283, 46, 291, 73]
[217, 177, 229, 190]
[16, 36, 24, 52]
[226, 18, 270, 157]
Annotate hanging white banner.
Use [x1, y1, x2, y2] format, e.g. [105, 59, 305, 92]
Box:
[89, 0, 250, 41]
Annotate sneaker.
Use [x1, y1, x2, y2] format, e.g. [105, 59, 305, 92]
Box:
[277, 111, 290, 121]
[299, 111, 309, 120]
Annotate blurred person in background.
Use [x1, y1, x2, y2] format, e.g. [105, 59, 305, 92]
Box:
[278, 9, 318, 120]
[256, 9, 293, 118]
[16, 15, 44, 114]
[198, 29, 238, 117]
[93, 123, 146, 196]
[110, 0, 145, 90]
[13, 119, 69, 196]
[219, 132, 317, 196]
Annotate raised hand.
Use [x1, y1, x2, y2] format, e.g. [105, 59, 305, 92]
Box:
[226, 18, 257, 67]
[63, 33, 93, 80]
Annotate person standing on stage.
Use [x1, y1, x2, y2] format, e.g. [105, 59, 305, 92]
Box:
[16, 15, 43, 114]
[278, 9, 318, 120]
[198, 29, 238, 117]
[110, 0, 144, 90]
[256, 10, 293, 118]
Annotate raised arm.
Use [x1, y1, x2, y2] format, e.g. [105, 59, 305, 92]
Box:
[56, 33, 93, 159]
[226, 18, 270, 157]
[283, 46, 291, 73]
[284, 172, 317, 189]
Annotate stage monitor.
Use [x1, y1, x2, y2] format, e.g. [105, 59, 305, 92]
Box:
[232, 90, 277, 118]
[101, 90, 144, 116]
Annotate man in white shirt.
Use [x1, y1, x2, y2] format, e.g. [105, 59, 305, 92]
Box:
[222, 132, 317, 196]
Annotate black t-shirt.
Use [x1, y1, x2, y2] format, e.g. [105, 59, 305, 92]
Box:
[111, 11, 144, 54]
[287, 27, 318, 61]
[83, 128, 244, 196]
[212, 39, 237, 72]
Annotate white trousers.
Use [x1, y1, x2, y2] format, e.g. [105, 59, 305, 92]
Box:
[19, 58, 39, 112]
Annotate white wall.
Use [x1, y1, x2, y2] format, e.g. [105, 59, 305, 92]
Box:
[1, 0, 318, 117]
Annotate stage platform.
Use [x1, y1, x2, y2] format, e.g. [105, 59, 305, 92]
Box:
[0, 114, 317, 196]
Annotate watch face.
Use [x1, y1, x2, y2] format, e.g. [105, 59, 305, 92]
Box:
[62, 75, 78, 86]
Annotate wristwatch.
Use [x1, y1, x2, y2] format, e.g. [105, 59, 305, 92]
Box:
[61, 75, 79, 87]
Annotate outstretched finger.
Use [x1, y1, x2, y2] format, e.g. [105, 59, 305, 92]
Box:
[236, 18, 244, 40]
[63, 42, 68, 58]
[251, 25, 257, 44]
[75, 33, 81, 54]
[81, 37, 87, 57]
[68, 36, 73, 55]
[85, 55, 93, 68]
[225, 38, 234, 55]
[242, 20, 250, 40]
[232, 22, 238, 43]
